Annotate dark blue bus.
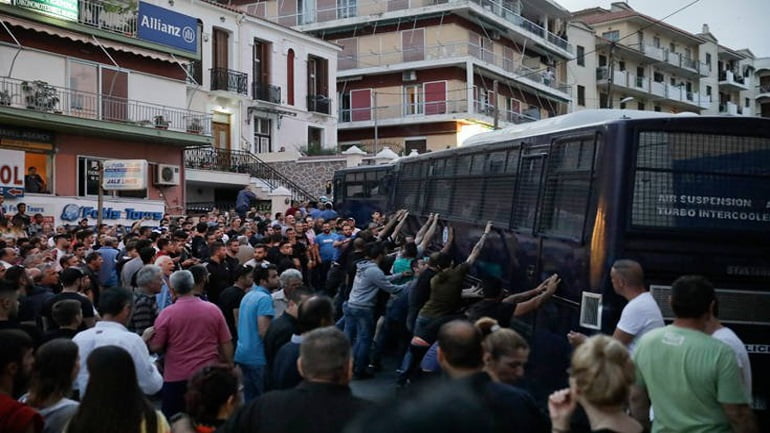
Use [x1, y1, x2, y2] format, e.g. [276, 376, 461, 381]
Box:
[333, 110, 770, 423]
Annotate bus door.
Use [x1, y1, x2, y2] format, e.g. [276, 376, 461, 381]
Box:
[511, 150, 548, 290]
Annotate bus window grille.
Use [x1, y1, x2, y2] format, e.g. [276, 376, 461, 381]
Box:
[579, 292, 602, 330]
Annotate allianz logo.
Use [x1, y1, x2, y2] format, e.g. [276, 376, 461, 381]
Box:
[140, 16, 196, 43]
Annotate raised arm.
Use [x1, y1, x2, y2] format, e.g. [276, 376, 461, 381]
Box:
[511, 274, 560, 317]
[418, 213, 440, 252]
[465, 221, 492, 265]
[413, 213, 434, 245]
[377, 210, 405, 241]
[390, 211, 409, 243]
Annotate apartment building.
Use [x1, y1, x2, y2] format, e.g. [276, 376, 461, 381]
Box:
[0, 0, 209, 221]
[150, 0, 341, 209]
[232, 0, 574, 153]
[756, 58, 770, 118]
[568, 2, 712, 114]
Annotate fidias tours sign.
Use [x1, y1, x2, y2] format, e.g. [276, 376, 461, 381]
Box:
[137, 2, 197, 53]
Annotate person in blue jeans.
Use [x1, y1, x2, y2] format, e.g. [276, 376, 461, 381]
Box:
[234, 264, 278, 401]
[344, 242, 411, 379]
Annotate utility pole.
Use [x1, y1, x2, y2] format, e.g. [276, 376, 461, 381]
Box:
[607, 42, 615, 108]
[96, 161, 104, 229]
[373, 91, 378, 155]
[493, 80, 499, 129]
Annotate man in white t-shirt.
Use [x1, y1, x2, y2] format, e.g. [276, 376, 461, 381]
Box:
[569, 259, 664, 353]
[707, 301, 753, 400]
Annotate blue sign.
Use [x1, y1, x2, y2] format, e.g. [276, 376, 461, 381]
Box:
[60, 204, 164, 222]
[137, 2, 198, 53]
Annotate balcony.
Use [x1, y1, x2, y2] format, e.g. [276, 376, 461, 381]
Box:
[307, 94, 331, 114]
[338, 98, 536, 127]
[596, 67, 711, 110]
[0, 76, 211, 135]
[252, 83, 281, 104]
[756, 86, 770, 102]
[718, 70, 749, 91]
[210, 68, 249, 95]
[719, 101, 739, 116]
[78, 0, 138, 37]
[340, 41, 570, 98]
[259, 0, 571, 56]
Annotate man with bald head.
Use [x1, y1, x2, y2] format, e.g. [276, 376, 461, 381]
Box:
[569, 259, 664, 352]
[437, 320, 548, 433]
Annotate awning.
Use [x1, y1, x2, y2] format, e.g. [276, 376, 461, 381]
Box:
[0, 15, 178, 63]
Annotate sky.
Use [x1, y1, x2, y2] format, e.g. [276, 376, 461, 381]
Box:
[557, 0, 770, 57]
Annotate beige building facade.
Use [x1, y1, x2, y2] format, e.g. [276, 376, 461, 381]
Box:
[231, 0, 574, 152]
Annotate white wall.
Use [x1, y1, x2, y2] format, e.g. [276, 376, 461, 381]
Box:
[566, 23, 599, 110]
[129, 72, 187, 108]
[1, 46, 67, 87]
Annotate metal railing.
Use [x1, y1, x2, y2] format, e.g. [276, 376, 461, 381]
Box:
[307, 94, 331, 114]
[252, 82, 281, 103]
[595, 67, 711, 109]
[0, 76, 211, 135]
[256, 0, 571, 53]
[184, 147, 315, 202]
[719, 70, 746, 85]
[341, 41, 569, 94]
[78, 0, 138, 37]
[210, 68, 249, 95]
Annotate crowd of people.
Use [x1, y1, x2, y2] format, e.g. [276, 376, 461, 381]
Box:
[0, 198, 759, 433]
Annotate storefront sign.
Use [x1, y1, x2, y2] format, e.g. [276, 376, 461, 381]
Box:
[0, 126, 54, 143]
[3, 196, 165, 227]
[102, 159, 148, 191]
[137, 2, 197, 53]
[0, 149, 25, 198]
[13, 0, 78, 21]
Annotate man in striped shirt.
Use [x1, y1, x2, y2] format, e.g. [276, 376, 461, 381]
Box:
[128, 265, 163, 335]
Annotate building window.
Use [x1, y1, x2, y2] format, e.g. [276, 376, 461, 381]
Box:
[706, 53, 712, 69]
[404, 139, 427, 154]
[669, 42, 676, 53]
[598, 55, 607, 67]
[69, 60, 128, 121]
[404, 84, 423, 115]
[253, 39, 272, 100]
[684, 47, 691, 60]
[746, 97, 750, 108]
[287, 49, 295, 105]
[653, 71, 664, 83]
[78, 156, 146, 198]
[637, 102, 645, 111]
[402, 29, 425, 62]
[0, 133, 53, 194]
[653, 36, 660, 48]
[337, 0, 357, 18]
[602, 30, 619, 41]
[599, 93, 608, 108]
[254, 117, 271, 153]
[577, 85, 585, 106]
[307, 55, 329, 113]
[654, 106, 661, 112]
[618, 61, 626, 71]
[307, 127, 323, 153]
[577, 45, 585, 66]
[706, 85, 712, 97]
[619, 100, 627, 109]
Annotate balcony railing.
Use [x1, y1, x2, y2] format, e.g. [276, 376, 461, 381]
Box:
[252, 83, 282, 104]
[595, 67, 711, 109]
[307, 94, 331, 114]
[184, 147, 315, 202]
[210, 68, 249, 95]
[78, 0, 138, 37]
[338, 98, 536, 126]
[0, 76, 211, 135]
[340, 41, 570, 94]
[719, 70, 746, 86]
[256, 0, 571, 53]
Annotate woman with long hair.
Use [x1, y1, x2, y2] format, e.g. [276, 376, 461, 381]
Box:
[548, 335, 642, 433]
[474, 317, 530, 386]
[66, 345, 169, 433]
[184, 365, 240, 433]
[21, 339, 79, 433]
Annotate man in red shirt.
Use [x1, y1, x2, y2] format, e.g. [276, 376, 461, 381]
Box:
[149, 269, 233, 418]
[0, 329, 43, 433]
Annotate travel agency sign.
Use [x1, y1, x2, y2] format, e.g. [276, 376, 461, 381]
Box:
[137, 2, 198, 53]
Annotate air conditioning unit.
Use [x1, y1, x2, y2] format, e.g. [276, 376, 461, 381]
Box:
[402, 70, 417, 82]
[155, 164, 180, 186]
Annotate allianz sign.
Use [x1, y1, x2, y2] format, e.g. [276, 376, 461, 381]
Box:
[137, 1, 198, 53]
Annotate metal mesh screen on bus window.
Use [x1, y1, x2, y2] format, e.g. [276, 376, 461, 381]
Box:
[633, 132, 770, 231]
[512, 157, 545, 230]
[452, 179, 483, 221]
[482, 176, 517, 225]
[428, 179, 453, 214]
[650, 285, 770, 325]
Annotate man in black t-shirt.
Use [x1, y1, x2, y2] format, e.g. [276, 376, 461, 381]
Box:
[41, 267, 96, 331]
[217, 265, 254, 345]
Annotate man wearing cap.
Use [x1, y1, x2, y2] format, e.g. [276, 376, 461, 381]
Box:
[319, 201, 338, 222]
[41, 267, 96, 331]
